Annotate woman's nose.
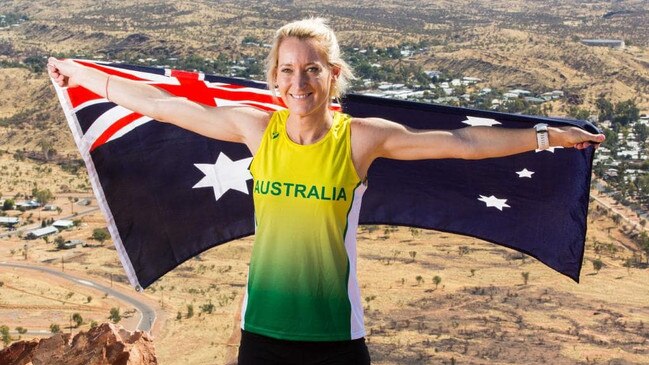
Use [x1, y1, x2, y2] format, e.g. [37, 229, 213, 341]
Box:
[294, 71, 307, 88]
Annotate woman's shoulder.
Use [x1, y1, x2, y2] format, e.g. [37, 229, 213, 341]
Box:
[350, 116, 395, 133]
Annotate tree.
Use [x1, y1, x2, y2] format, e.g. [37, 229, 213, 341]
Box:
[32, 188, 54, 205]
[639, 232, 649, 263]
[92, 228, 110, 244]
[634, 123, 648, 149]
[612, 99, 640, 128]
[50, 323, 61, 333]
[596, 97, 613, 122]
[15, 326, 27, 334]
[415, 275, 424, 285]
[37, 138, 56, 161]
[433, 275, 442, 289]
[409, 251, 417, 262]
[1, 325, 11, 346]
[72, 313, 83, 328]
[568, 106, 590, 120]
[54, 235, 66, 249]
[2, 199, 14, 211]
[521, 272, 530, 285]
[109, 307, 121, 323]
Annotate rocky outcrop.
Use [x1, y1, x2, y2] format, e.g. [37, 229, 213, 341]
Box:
[0, 323, 157, 365]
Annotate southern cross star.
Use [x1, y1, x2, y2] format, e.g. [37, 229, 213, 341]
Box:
[478, 195, 510, 211]
[192, 153, 253, 202]
[461, 116, 502, 127]
[516, 168, 534, 178]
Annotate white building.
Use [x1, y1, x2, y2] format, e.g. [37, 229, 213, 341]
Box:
[25, 226, 58, 239]
[53, 220, 74, 229]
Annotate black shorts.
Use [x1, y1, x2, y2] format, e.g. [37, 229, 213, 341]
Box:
[237, 330, 371, 365]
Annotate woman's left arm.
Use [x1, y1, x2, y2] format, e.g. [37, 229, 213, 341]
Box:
[358, 117, 605, 162]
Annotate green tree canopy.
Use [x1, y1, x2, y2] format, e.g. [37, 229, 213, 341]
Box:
[92, 228, 110, 244]
[612, 99, 640, 128]
[32, 188, 54, 205]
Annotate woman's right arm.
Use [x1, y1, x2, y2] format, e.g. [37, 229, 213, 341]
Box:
[47, 58, 269, 149]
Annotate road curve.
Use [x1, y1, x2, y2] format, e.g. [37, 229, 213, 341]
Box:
[0, 262, 156, 332]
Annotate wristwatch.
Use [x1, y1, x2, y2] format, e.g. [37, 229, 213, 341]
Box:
[534, 123, 550, 150]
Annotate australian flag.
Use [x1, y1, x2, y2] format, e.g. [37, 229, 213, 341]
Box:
[52, 60, 599, 290]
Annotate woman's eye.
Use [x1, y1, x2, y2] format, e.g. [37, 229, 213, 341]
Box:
[280, 68, 292, 73]
[307, 67, 320, 73]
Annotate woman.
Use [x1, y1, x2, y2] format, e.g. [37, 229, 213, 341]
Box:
[49, 18, 604, 365]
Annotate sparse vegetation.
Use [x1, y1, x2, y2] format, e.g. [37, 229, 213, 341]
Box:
[49, 323, 60, 334]
[92, 228, 110, 244]
[592, 258, 604, 273]
[72, 313, 83, 328]
[415, 275, 424, 285]
[200, 302, 215, 314]
[433, 275, 442, 290]
[108, 307, 121, 323]
[186, 304, 194, 319]
[1, 325, 11, 346]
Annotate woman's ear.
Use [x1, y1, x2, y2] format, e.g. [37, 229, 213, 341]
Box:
[331, 66, 341, 80]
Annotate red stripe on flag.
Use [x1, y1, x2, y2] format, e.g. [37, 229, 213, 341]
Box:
[66, 61, 149, 108]
[67, 87, 103, 109]
[170, 69, 200, 80]
[90, 112, 144, 152]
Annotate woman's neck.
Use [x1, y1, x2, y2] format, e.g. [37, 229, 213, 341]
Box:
[285, 109, 334, 145]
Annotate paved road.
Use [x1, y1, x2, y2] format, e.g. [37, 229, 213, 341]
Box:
[0, 262, 156, 334]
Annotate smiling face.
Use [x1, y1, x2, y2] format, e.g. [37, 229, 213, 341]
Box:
[275, 37, 338, 119]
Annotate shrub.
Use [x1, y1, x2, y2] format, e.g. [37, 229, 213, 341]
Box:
[92, 228, 110, 244]
[108, 307, 121, 323]
[1, 325, 11, 346]
[72, 313, 83, 328]
[186, 304, 194, 318]
[200, 302, 215, 314]
[593, 258, 603, 273]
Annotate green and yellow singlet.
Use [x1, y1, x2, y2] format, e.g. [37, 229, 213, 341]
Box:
[244, 109, 367, 341]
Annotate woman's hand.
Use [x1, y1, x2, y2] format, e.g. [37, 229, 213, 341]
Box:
[550, 126, 605, 150]
[47, 57, 80, 88]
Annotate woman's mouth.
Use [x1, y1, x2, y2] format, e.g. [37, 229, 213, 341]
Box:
[290, 93, 313, 99]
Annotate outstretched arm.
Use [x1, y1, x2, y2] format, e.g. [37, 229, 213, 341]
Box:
[351, 117, 605, 178]
[47, 58, 269, 150]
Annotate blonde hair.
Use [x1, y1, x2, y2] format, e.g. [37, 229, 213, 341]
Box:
[266, 18, 355, 100]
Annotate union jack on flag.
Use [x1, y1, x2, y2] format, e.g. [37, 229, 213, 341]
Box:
[53, 60, 599, 290]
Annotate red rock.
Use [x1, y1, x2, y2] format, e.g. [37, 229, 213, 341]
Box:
[0, 323, 157, 365]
